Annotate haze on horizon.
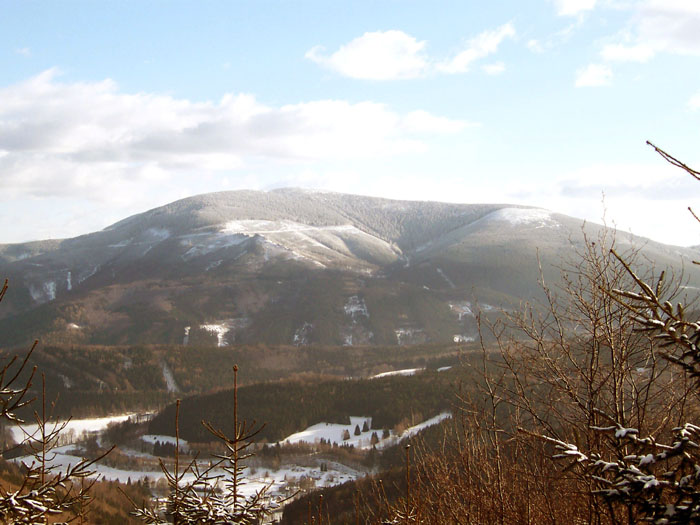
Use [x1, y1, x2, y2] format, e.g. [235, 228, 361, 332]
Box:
[1, 1, 699, 246]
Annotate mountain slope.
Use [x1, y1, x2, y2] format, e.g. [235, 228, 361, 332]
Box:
[1, 189, 698, 347]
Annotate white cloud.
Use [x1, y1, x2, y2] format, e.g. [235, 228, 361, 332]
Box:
[15, 47, 31, 57]
[601, 42, 655, 62]
[482, 62, 506, 75]
[551, 0, 597, 16]
[436, 23, 516, 74]
[600, 1, 700, 63]
[305, 30, 428, 80]
[400, 110, 472, 134]
[526, 21, 579, 55]
[478, 161, 700, 246]
[0, 69, 469, 203]
[527, 39, 544, 53]
[307, 24, 514, 80]
[551, 161, 700, 246]
[575, 63, 612, 87]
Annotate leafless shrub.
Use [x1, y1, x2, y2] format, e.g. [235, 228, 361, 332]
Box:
[0, 279, 111, 523]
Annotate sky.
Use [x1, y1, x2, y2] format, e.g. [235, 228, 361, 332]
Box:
[1, 0, 700, 246]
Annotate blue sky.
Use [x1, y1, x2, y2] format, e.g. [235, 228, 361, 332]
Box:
[1, 0, 700, 245]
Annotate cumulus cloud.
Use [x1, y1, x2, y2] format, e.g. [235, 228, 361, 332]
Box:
[575, 63, 612, 87]
[525, 21, 579, 55]
[0, 69, 469, 203]
[482, 62, 506, 75]
[527, 40, 544, 53]
[551, 0, 597, 16]
[305, 31, 429, 80]
[600, 1, 700, 63]
[488, 160, 700, 246]
[555, 161, 700, 245]
[307, 24, 515, 80]
[601, 42, 655, 63]
[436, 23, 516, 74]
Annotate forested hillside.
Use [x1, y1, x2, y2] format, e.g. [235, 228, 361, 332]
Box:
[2, 340, 465, 418]
[148, 368, 462, 443]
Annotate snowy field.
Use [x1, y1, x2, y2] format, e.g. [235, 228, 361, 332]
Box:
[281, 412, 452, 450]
[141, 434, 186, 447]
[282, 416, 375, 448]
[12, 444, 362, 500]
[9, 414, 367, 501]
[9, 413, 137, 445]
[9, 410, 451, 503]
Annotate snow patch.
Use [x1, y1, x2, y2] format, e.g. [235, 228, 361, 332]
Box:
[436, 268, 455, 289]
[449, 301, 498, 319]
[293, 322, 313, 346]
[453, 335, 475, 343]
[45, 281, 56, 300]
[78, 266, 99, 284]
[449, 302, 473, 320]
[66, 271, 72, 291]
[183, 326, 190, 345]
[108, 239, 132, 248]
[180, 233, 247, 261]
[59, 374, 73, 389]
[144, 227, 170, 241]
[437, 366, 452, 372]
[344, 296, 369, 319]
[378, 413, 452, 449]
[161, 362, 179, 393]
[488, 207, 556, 228]
[141, 434, 188, 447]
[222, 220, 358, 236]
[66, 322, 81, 330]
[394, 327, 425, 346]
[372, 368, 423, 379]
[201, 323, 230, 346]
[206, 259, 223, 271]
[220, 219, 397, 268]
[29, 281, 56, 303]
[200, 318, 250, 346]
[342, 296, 371, 346]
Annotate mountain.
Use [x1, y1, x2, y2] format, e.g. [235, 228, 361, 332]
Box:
[1, 188, 698, 348]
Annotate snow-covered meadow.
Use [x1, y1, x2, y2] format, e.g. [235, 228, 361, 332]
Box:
[12, 443, 361, 500]
[280, 412, 452, 450]
[8, 413, 136, 445]
[8, 407, 451, 505]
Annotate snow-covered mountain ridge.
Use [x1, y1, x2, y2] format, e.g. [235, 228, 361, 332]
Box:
[1, 189, 698, 348]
